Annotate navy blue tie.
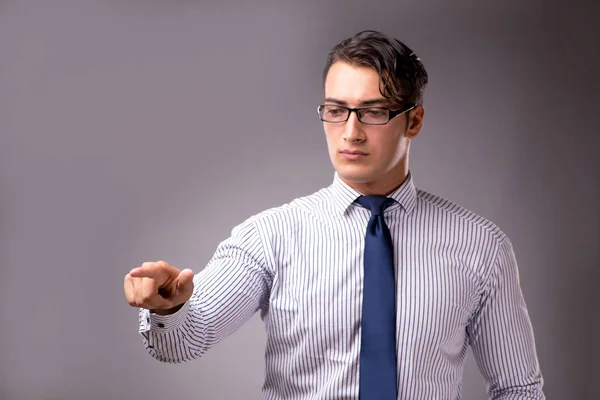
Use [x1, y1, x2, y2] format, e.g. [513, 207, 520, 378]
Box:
[356, 195, 398, 399]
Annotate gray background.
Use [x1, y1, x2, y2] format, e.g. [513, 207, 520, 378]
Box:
[1, 0, 598, 399]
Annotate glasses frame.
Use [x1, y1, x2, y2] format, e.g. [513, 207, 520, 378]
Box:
[317, 103, 416, 125]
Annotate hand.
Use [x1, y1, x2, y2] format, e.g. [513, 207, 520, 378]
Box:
[124, 260, 194, 314]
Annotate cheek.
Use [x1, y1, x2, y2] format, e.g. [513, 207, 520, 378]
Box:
[373, 130, 407, 161]
[323, 127, 340, 148]
[373, 129, 399, 150]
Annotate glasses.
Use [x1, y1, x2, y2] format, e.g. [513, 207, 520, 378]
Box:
[317, 103, 416, 125]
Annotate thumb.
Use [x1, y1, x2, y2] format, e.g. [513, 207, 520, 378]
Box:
[176, 268, 195, 293]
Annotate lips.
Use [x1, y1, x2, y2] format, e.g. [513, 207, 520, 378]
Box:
[339, 150, 368, 161]
[340, 150, 368, 155]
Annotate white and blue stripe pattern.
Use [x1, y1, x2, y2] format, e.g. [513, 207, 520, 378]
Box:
[138, 171, 545, 399]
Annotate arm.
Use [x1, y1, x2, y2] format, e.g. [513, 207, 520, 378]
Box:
[467, 238, 545, 399]
[138, 218, 273, 363]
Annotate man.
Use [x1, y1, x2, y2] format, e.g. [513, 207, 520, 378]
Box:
[124, 30, 545, 399]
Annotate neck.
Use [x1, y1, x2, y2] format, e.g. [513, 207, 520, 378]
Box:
[342, 164, 409, 196]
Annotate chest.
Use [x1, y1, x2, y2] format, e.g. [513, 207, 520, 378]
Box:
[265, 218, 482, 354]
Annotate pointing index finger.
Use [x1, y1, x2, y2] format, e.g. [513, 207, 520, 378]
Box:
[130, 265, 161, 279]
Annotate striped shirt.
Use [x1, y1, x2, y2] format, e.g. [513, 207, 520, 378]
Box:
[138, 171, 545, 399]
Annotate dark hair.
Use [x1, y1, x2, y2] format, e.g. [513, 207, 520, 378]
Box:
[322, 30, 428, 106]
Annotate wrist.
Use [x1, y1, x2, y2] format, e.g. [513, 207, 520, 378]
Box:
[150, 302, 185, 316]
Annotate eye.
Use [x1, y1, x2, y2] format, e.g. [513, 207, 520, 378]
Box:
[325, 106, 345, 116]
[363, 108, 386, 117]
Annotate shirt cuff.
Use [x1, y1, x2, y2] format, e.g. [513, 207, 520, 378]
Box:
[138, 301, 190, 333]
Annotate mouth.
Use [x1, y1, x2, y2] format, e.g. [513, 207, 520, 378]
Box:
[339, 150, 368, 160]
[340, 150, 368, 156]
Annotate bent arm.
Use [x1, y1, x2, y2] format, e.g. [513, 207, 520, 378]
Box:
[137, 219, 272, 363]
[468, 238, 545, 399]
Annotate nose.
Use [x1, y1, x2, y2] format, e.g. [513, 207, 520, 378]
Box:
[342, 111, 365, 143]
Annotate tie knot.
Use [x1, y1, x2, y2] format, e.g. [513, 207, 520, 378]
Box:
[355, 195, 396, 216]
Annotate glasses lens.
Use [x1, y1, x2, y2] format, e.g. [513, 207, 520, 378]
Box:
[357, 108, 390, 124]
[320, 105, 348, 122]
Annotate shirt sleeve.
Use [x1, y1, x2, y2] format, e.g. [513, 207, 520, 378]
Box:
[467, 237, 546, 399]
[137, 217, 273, 363]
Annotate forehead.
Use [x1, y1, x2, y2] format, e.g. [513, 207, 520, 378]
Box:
[324, 61, 384, 103]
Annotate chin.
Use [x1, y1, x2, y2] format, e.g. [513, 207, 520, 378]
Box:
[334, 163, 376, 183]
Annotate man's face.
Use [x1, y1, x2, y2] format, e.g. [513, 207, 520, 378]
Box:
[322, 61, 423, 194]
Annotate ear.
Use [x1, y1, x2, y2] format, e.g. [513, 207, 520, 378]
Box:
[405, 105, 424, 139]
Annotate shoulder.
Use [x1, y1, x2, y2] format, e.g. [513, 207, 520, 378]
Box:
[415, 186, 508, 246]
[233, 186, 332, 234]
[414, 187, 517, 286]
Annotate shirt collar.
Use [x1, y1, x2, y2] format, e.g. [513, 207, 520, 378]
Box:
[329, 170, 417, 216]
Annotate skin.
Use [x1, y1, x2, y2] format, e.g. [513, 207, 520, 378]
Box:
[124, 261, 194, 315]
[124, 60, 426, 313]
[323, 61, 425, 196]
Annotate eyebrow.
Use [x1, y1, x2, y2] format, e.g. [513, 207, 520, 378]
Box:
[324, 97, 392, 107]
